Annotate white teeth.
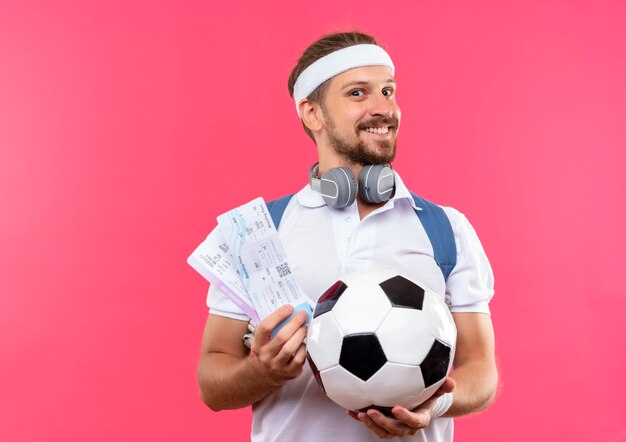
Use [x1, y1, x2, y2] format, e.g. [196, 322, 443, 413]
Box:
[365, 127, 389, 134]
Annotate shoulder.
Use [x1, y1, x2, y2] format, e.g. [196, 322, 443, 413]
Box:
[439, 206, 483, 243]
[440, 205, 470, 228]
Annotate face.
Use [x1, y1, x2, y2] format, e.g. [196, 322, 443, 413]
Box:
[318, 65, 401, 165]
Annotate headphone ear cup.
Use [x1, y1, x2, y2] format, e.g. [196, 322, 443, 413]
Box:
[358, 165, 395, 204]
[320, 167, 358, 208]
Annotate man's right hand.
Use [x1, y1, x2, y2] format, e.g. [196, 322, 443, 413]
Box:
[250, 305, 308, 386]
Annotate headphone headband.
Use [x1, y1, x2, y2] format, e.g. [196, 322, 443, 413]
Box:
[309, 163, 322, 192]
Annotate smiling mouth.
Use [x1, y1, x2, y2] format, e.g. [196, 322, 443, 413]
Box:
[358, 116, 399, 136]
[364, 126, 390, 134]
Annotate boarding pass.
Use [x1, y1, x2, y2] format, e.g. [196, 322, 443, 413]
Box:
[188, 197, 314, 327]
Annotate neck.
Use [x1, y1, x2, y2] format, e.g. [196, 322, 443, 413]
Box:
[356, 198, 384, 220]
[316, 143, 364, 183]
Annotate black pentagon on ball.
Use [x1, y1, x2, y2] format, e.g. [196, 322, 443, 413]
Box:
[379, 275, 425, 310]
[357, 405, 394, 417]
[339, 333, 387, 381]
[420, 339, 452, 387]
[314, 281, 348, 318]
[306, 354, 326, 393]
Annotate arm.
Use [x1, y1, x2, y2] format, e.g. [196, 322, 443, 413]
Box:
[443, 312, 498, 417]
[197, 304, 308, 411]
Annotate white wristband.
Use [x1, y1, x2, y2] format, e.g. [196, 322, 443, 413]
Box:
[431, 392, 454, 418]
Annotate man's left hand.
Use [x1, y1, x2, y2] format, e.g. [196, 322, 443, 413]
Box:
[346, 377, 455, 439]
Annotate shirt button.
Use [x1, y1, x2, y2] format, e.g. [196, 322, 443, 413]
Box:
[345, 217, 352, 223]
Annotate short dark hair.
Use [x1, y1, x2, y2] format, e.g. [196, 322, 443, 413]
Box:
[288, 32, 379, 141]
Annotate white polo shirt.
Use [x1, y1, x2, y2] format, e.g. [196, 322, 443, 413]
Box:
[206, 172, 494, 442]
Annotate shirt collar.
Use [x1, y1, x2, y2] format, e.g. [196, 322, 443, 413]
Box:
[391, 172, 422, 211]
[295, 170, 422, 210]
[296, 183, 326, 208]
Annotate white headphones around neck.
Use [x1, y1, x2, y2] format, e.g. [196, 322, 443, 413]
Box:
[309, 162, 395, 209]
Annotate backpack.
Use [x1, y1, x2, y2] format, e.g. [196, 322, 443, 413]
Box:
[266, 192, 457, 282]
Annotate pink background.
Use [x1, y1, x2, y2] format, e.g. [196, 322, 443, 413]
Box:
[1, 1, 625, 441]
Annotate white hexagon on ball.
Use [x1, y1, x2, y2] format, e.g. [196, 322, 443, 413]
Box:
[365, 362, 426, 409]
[376, 308, 434, 365]
[423, 291, 457, 347]
[319, 365, 372, 411]
[306, 311, 343, 371]
[332, 285, 391, 335]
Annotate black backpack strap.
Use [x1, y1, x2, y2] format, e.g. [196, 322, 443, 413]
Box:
[266, 194, 295, 229]
[410, 192, 457, 282]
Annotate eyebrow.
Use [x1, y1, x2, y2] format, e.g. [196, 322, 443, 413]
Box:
[340, 79, 396, 91]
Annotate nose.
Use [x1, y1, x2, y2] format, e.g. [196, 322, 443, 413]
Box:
[369, 92, 396, 118]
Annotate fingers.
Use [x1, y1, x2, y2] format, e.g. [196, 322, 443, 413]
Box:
[358, 411, 395, 439]
[347, 408, 425, 438]
[366, 409, 420, 437]
[290, 342, 307, 366]
[273, 310, 308, 345]
[430, 377, 456, 401]
[253, 308, 307, 354]
[442, 376, 456, 393]
[275, 326, 307, 365]
[253, 305, 296, 347]
[250, 306, 309, 384]
[390, 381, 456, 430]
[412, 377, 456, 413]
[346, 410, 359, 422]
[391, 406, 430, 429]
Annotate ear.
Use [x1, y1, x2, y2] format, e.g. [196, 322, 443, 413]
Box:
[299, 99, 323, 132]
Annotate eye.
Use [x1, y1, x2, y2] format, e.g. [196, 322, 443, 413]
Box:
[350, 89, 364, 97]
[382, 87, 394, 97]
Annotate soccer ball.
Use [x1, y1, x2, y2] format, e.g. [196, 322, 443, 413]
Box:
[306, 267, 457, 414]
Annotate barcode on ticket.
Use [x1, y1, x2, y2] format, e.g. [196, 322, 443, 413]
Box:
[275, 263, 291, 277]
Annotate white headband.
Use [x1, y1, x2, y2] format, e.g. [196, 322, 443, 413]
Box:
[293, 44, 395, 117]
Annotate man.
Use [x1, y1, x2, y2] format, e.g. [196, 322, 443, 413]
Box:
[197, 32, 498, 441]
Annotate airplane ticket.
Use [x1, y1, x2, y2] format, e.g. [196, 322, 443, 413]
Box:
[187, 228, 260, 323]
[216, 197, 314, 321]
[188, 197, 313, 327]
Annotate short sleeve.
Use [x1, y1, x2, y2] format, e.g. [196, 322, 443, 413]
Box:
[442, 207, 495, 314]
[206, 284, 250, 321]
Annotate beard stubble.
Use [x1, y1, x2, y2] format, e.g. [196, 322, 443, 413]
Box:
[324, 114, 399, 165]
